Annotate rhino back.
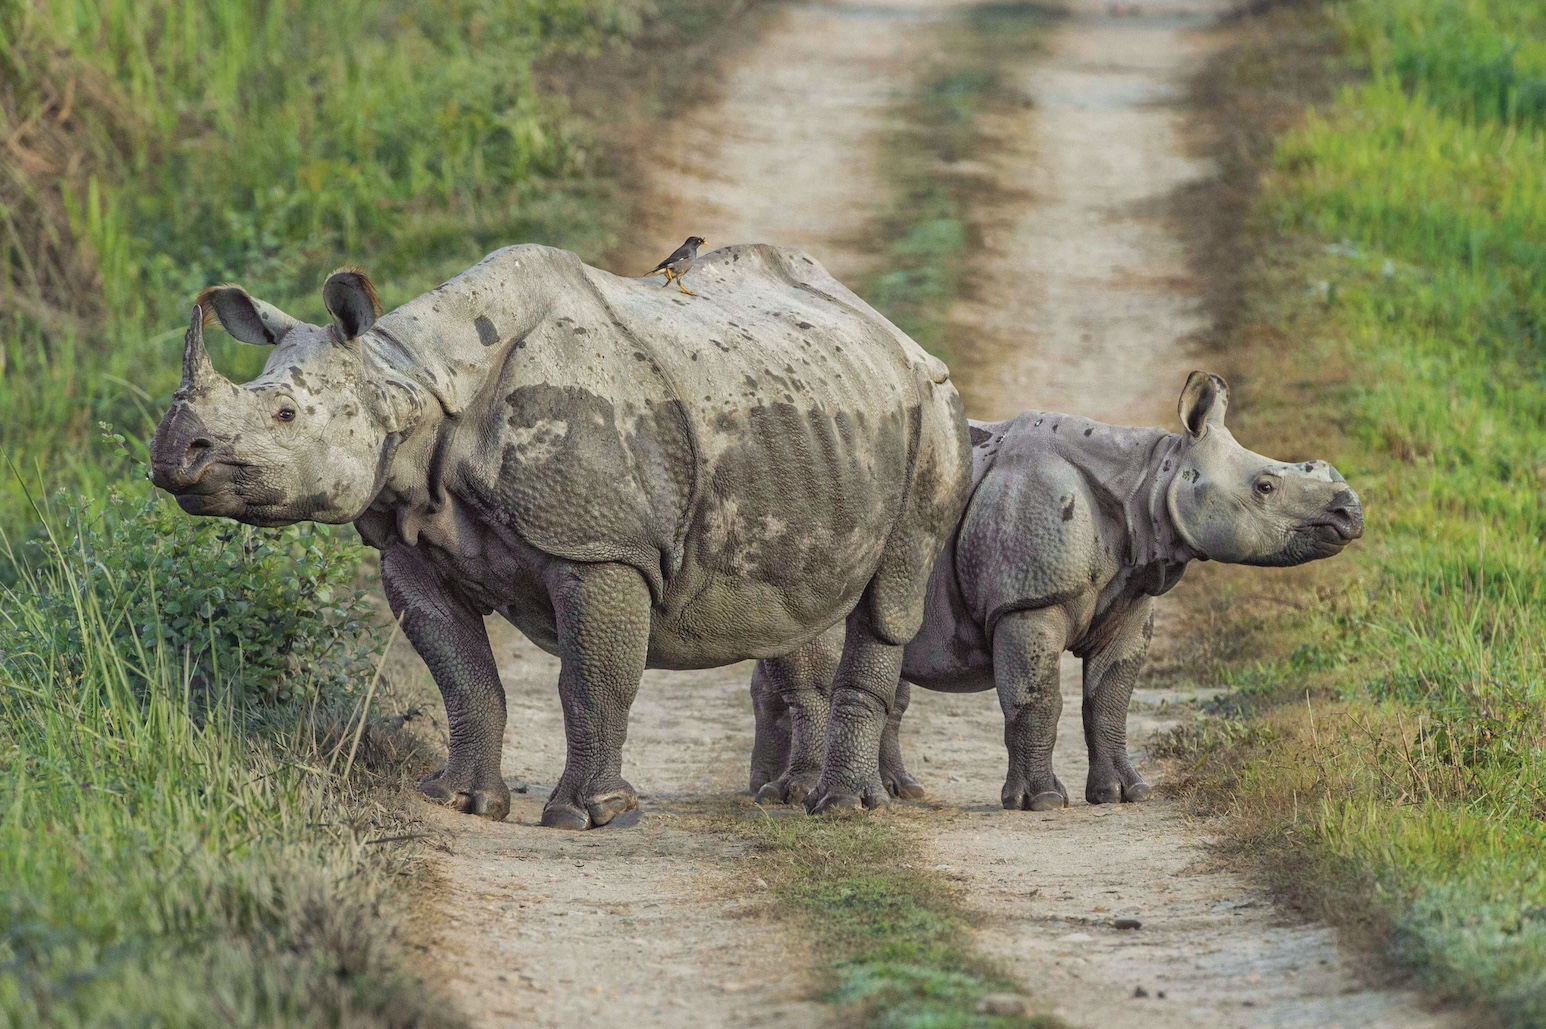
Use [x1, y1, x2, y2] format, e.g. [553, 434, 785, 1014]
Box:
[955, 414, 1167, 636]
[373, 244, 949, 648]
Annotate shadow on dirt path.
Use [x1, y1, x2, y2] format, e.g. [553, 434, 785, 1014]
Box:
[409, 1, 1463, 1026]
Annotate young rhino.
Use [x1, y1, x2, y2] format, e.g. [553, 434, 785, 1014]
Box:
[750, 372, 1364, 810]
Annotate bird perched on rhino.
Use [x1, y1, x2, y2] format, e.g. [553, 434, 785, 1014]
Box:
[643, 236, 706, 296]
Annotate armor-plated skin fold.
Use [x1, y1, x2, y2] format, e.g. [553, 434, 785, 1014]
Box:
[750, 373, 1363, 810]
[151, 244, 972, 827]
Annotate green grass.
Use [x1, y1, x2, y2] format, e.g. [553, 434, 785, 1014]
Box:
[738, 815, 1065, 1029]
[0, 471, 443, 1027]
[864, 3, 1058, 359]
[1168, 1, 1546, 1023]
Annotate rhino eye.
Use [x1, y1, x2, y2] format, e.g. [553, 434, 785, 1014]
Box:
[275, 406, 297, 424]
[1255, 480, 1276, 496]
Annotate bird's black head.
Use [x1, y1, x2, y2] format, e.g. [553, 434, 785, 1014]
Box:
[686, 236, 707, 248]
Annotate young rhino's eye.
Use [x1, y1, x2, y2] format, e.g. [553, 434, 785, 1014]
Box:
[1255, 480, 1276, 496]
[275, 406, 297, 424]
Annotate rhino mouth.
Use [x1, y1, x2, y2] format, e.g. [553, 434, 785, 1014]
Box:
[157, 460, 295, 525]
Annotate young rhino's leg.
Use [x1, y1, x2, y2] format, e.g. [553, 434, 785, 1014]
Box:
[541, 561, 652, 830]
[381, 544, 511, 820]
[994, 608, 1070, 811]
[879, 680, 925, 800]
[1082, 600, 1154, 805]
[749, 624, 842, 804]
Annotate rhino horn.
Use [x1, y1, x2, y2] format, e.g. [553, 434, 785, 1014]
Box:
[180, 304, 227, 392]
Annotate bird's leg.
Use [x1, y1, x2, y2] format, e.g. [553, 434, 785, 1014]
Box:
[676, 279, 698, 296]
[661, 269, 675, 289]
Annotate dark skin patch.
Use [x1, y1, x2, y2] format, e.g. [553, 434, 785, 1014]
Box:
[1084, 427, 1094, 436]
[969, 425, 994, 447]
[474, 316, 500, 347]
[1061, 496, 1076, 522]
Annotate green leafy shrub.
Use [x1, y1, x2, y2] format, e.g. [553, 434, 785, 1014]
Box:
[3, 431, 381, 704]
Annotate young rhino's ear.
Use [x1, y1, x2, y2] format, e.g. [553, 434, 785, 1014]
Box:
[1179, 370, 1230, 439]
[323, 267, 381, 341]
[196, 285, 300, 345]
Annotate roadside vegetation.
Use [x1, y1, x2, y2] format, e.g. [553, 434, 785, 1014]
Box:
[739, 814, 1065, 1029]
[0, 1, 753, 1024]
[1164, 1, 1546, 1023]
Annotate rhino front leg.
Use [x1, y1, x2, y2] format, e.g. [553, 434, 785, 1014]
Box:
[382, 545, 511, 821]
[542, 561, 651, 830]
[803, 614, 905, 815]
[879, 680, 925, 800]
[750, 624, 842, 804]
[1083, 601, 1154, 805]
[994, 609, 1070, 811]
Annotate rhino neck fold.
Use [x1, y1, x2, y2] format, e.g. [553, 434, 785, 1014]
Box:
[1105, 432, 1199, 596]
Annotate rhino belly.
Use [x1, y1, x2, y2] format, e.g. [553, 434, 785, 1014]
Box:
[900, 539, 994, 693]
[647, 401, 916, 668]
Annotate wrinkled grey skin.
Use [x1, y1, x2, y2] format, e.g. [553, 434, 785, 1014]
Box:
[750, 372, 1364, 810]
[151, 244, 971, 828]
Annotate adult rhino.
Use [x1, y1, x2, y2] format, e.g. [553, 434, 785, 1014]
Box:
[749, 372, 1363, 810]
[150, 243, 972, 828]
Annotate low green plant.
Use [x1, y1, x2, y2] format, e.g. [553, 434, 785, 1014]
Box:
[4, 431, 380, 704]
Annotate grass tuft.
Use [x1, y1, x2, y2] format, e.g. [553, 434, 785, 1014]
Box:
[736, 815, 1067, 1029]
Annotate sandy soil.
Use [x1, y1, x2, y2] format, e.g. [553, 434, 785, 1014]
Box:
[412, 2, 1462, 1026]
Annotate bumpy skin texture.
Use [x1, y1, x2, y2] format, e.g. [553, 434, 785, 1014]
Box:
[150, 244, 971, 828]
[750, 373, 1364, 809]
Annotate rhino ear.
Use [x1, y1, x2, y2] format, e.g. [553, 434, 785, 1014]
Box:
[323, 267, 381, 341]
[1179, 371, 1229, 439]
[196, 285, 299, 346]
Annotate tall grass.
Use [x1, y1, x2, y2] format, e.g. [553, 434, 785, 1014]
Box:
[0, 476, 444, 1027]
[1175, 0, 1546, 1022]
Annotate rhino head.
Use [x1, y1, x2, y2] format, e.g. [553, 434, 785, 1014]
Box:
[1166, 371, 1363, 567]
[150, 271, 424, 527]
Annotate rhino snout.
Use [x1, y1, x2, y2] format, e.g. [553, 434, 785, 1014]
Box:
[1321, 487, 1364, 541]
[150, 407, 220, 493]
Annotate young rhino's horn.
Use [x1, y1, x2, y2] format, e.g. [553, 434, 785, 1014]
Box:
[181, 304, 229, 392]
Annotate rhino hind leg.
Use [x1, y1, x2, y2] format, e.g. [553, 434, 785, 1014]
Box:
[541, 561, 651, 830]
[1081, 604, 1154, 805]
[802, 613, 905, 816]
[382, 545, 512, 822]
[880, 680, 925, 800]
[994, 609, 1070, 812]
[750, 625, 842, 804]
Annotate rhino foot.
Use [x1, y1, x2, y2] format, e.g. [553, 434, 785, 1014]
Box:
[881, 766, 926, 801]
[1086, 764, 1150, 805]
[540, 782, 638, 830]
[419, 768, 512, 821]
[1003, 773, 1069, 812]
[754, 769, 819, 805]
[803, 777, 891, 816]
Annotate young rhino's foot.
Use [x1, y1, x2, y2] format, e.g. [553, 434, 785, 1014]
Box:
[419, 766, 512, 821]
[1086, 761, 1151, 805]
[802, 773, 892, 816]
[881, 761, 926, 801]
[1002, 771, 1069, 812]
[754, 768, 820, 806]
[540, 777, 639, 830]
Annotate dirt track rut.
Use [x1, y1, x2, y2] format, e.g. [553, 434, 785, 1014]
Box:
[413, 2, 1460, 1026]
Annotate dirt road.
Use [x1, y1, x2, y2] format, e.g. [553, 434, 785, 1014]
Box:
[414, 2, 1457, 1026]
